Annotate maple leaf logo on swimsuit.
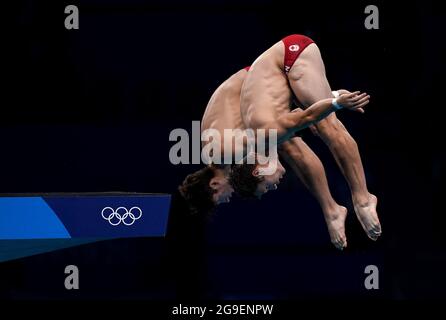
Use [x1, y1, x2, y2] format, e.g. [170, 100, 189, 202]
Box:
[289, 44, 299, 52]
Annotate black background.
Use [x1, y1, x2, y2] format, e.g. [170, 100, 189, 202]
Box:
[1, 0, 444, 301]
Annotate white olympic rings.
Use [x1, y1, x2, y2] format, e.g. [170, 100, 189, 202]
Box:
[101, 206, 143, 226]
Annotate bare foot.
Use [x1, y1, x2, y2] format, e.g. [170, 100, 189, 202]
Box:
[324, 205, 348, 250]
[354, 194, 381, 241]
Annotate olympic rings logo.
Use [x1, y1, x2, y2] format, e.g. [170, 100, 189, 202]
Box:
[101, 206, 143, 226]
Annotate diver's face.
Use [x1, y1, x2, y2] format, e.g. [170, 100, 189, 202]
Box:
[210, 176, 234, 204]
[254, 159, 286, 198]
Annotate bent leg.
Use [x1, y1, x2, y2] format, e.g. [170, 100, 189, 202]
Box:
[288, 44, 381, 240]
[314, 115, 381, 240]
[279, 137, 347, 249]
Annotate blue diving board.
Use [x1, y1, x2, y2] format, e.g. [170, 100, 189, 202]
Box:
[0, 193, 171, 262]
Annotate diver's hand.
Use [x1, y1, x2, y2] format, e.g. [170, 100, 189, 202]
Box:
[336, 91, 370, 113]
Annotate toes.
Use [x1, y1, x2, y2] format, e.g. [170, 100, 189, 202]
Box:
[368, 231, 380, 241]
[333, 240, 343, 250]
[370, 224, 382, 237]
[332, 238, 347, 250]
[374, 224, 382, 234]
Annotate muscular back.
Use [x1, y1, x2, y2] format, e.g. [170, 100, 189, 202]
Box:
[201, 69, 248, 157]
[240, 41, 291, 130]
[202, 69, 247, 135]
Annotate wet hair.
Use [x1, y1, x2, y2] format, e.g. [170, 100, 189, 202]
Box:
[229, 163, 263, 198]
[178, 166, 217, 215]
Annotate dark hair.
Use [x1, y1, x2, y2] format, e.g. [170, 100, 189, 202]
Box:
[178, 166, 217, 215]
[229, 163, 263, 198]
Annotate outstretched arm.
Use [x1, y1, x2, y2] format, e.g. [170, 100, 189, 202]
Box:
[271, 91, 370, 144]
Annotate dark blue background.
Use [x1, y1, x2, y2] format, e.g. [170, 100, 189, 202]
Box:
[0, 0, 443, 300]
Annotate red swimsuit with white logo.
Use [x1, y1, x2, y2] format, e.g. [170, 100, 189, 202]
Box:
[282, 34, 314, 73]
